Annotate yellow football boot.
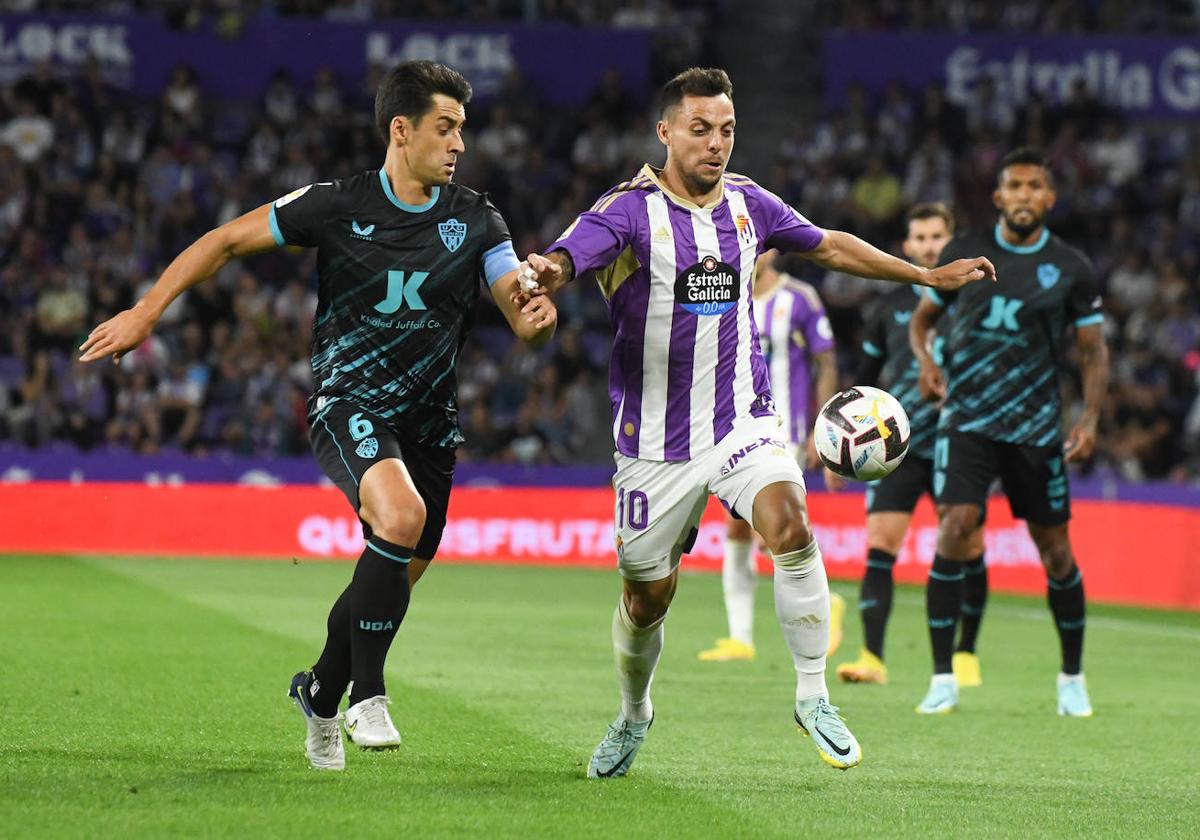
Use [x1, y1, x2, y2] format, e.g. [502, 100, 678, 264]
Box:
[697, 637, 757, 662]
[827, 593, 846, 656]
[952, 651, 983, 687]
[836, 649, 889, 684]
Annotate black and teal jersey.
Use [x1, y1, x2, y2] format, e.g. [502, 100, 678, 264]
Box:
[269, 169, 519, 448]
[927, 225, 1102, 447]
[861, 285, 939, 459]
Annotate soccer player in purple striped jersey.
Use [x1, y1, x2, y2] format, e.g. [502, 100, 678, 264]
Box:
[698, 249, 846, 664]
[519, 68, 996, 774]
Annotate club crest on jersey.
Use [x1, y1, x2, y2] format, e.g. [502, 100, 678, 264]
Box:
[1037, 263, 1061, 289]
[438, 218, 467, 252]
[734, 213, 755, 246]
[351, 220, 375, 240]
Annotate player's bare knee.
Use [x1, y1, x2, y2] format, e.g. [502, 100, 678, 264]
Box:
[626, 590, 671, 627]
[867, 522, 904, 557]
[726, 516, 753, 541]
[1040, 542, 1074, 579]
[364, 498, 426, 547]
[755, 490, 812, 555]
[763, 518, 813, 556]
[937, 506, 979, 556]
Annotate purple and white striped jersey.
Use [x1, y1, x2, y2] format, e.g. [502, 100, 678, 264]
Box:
[752, 276, 835, 447]
[550, 165, 825, 461]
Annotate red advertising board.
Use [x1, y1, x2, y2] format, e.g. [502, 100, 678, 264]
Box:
[3, 482, 1198, 609]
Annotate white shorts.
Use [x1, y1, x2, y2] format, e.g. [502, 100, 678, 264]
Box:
[612, 416, 807, 582]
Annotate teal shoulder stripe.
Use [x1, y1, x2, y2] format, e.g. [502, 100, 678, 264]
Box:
[1074, 313, 1104, 328]
[268, 204, 286, 247]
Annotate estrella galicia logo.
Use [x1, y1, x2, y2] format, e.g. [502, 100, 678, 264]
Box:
[351, 220, 375, 240]
[355, 436, 379, 459]
[438, 218, 466, 252]
[675, 256, 738, 316]
[1037, 262, 1061, 289]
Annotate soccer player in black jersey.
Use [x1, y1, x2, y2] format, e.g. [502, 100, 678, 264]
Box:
[836, 203, 988, 688]
[909, 148, 1109, 716]
[80, 61, 560, 769]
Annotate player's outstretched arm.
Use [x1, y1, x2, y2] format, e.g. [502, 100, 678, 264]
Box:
[80, 204, 280, 363]
[1064, 323, 1110, 463]
[909, 295, 946, 403]
[491, 270, 558, 348]
[803, 229, 996, 291]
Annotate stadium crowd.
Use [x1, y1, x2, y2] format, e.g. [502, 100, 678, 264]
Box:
[1, 8, 1199, 480]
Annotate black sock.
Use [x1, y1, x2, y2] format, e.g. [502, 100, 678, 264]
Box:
[859, 548, 896, 660]
[310, 536, 413, 714]
[310, 584, 353, 718]
[927, 554, 965, 674]
[956, 555, 988, 654]
[347, 537, 413, 706]
[1047, 563, 1085, 675]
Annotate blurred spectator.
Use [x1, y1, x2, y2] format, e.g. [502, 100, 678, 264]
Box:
[1089, 120, 1143, 188]
[2, 98, 54, 164]
[849, 155, 904, 236]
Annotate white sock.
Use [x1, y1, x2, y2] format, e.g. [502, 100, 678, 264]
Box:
[931, 673, 958, 689]
[722, 538, 756, 645]
[772, 541, 830, 704]
[612, 597, 664, 723]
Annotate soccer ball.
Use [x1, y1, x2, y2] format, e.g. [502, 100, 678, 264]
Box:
[814, 386, 911, 481]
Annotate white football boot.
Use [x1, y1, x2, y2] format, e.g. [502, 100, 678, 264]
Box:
[288, 671, 345, 771]
[344, 695, 402, 750]
[587, 714, 653, 778]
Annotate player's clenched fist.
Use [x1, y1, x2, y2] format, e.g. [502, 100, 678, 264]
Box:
[517, 252, 564, 295]
[79, 307, 155, 364]
[925, 256, 996, 291]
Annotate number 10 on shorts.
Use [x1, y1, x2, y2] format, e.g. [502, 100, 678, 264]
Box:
[617, 487, 649, 531]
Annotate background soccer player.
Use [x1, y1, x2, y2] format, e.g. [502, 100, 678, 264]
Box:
[910, 147, 1109, 716]
[520, 67, 996, 775]
[79, 60, 560, 770]
[837, 203, 989, 687]
[698, 248, 844, 663]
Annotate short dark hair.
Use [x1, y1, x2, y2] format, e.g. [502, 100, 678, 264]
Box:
[374, 60, 472, 144]
[907, 202, 955, 233]
[998, 146, 1053, 186]
[659, 67, 733, 117]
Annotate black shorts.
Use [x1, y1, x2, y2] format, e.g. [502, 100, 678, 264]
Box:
[933, 429, 1069, 526]
[310, 402, 456, 559]
[866, 454, 934, 514]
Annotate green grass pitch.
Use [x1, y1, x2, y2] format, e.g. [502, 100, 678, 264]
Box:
[2, 554, 1198, 838]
